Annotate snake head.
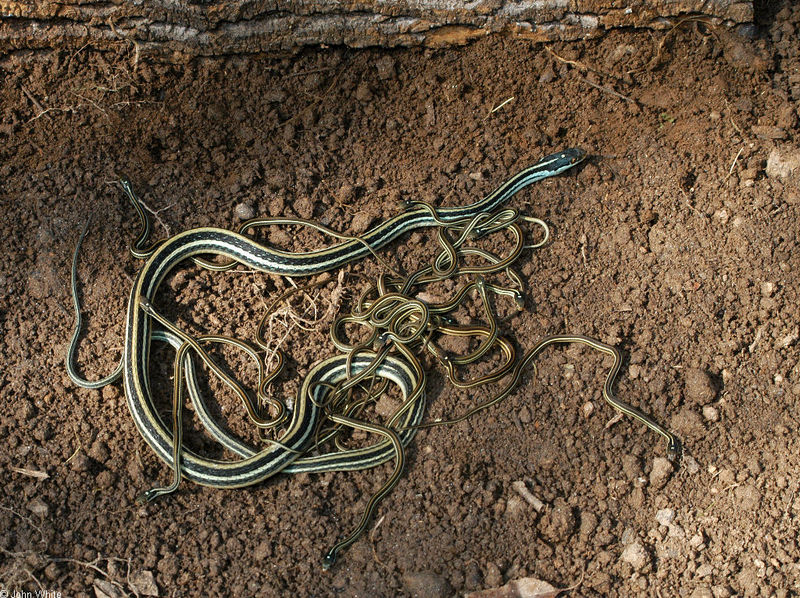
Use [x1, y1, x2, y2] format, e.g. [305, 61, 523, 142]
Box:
[322, 550, 337, 571]
[512, 291, 525, 309]
[667, 438, 683, 464]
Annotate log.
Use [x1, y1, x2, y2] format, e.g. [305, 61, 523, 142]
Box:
[0, 1, 754, 59]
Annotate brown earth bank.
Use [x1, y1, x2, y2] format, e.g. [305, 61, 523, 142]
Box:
[1, 3, 799, 597]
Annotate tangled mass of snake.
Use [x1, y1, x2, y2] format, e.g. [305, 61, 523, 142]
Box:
[67, 148, 680, 568]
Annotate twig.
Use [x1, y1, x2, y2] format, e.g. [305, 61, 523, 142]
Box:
[11, 467, 50, 480]
[579, 77, 633, 103]
[604, 412, 623, 430]
[727, 147, 744, 179]
[647, 15, 716, 70]
[20, 84, 52, 120]
[0, 504, 45, 543]
[545, 46, 619, 80]
[486, 96, 515, 118]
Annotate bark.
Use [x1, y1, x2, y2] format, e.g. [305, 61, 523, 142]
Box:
[0, 1, 754, 59]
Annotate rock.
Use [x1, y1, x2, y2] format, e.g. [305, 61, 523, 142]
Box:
[234, 202, 255, 220]
[655, 508, 675, 526]
[684, 368, 716, 405]
[766, 146, 800, 180]
[696, 563, 714, 577]
[620, 541, 650, 571]
[650, 457, 674, 489]
[402, 571, 452, 598]
[94, 579, 125, 598]
[702, 405, 719, 422]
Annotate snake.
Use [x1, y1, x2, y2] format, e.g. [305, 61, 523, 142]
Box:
[66, 148, 587, 489]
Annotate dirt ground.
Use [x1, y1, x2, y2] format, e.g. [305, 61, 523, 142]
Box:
[1, 3, 799, 597]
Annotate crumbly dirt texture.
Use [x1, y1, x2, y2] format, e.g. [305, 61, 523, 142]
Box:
[1, 5, 799, 597]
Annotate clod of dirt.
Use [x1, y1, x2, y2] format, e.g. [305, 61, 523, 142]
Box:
[683, 368, 716, 405]
[733, 484, 761, 511]
[466, 577, 562, 598]
[620, 541, 650, 572]
[351, 211, 375, 234]
[649, 457, 674, 490]
[539, 497, 576, 541]
[669, 407, 706, 438]
[766, 146, 800, 180]
[402, 570, 453, 598]
[27, 497, 49, 517]
[689, 586, 713, 598]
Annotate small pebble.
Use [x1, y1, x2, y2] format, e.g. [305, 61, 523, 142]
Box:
[689, 533, 705, 549]
[234, 202, 255, 221]
[655, 508, 675, 526]
[27, 497, 49, 517]
[683, 455, 700, 474]
[621, 526, 637, 545]
[696, 563, 713, 577]
[702, 405, 719, 422]
[620, 541, 650, 571]
[581, 401, 594, 418]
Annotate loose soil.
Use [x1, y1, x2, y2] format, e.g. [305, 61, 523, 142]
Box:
[1, 4, 799, 597]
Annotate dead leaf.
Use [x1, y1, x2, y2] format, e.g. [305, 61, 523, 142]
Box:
[466, 576, 563, 598]
[93, 578, 125, 598]
[12, 467, 50, 480]
[131, 569, 160, 596]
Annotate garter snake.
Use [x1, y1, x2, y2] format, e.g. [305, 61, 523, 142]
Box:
[65, 145, 685, 568]
[62, 148, 586, 488]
